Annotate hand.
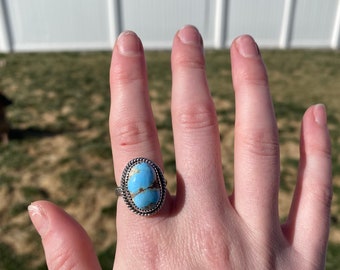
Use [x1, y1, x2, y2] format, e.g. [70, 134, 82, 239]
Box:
[28, 26, 332, 269]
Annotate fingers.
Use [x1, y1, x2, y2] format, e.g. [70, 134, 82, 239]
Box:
[284, 105, 332, 266]
[231, 36, 281, 233]
[109, 31, 162, 181]
[109, 32, 172, 219]
[109, 31, 172, 268]
[28, 201, 101, 270]
[171, 26, 226, 213]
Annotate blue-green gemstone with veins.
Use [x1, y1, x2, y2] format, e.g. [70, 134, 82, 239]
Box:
[127, 162, 161, 209]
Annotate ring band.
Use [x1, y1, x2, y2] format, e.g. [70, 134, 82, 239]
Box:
[115, 157, 167, 216]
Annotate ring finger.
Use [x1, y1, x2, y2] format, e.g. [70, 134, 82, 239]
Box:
[109, 31, 166, 216]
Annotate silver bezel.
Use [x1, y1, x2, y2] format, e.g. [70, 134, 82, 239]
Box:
[117, 157, 166, 216]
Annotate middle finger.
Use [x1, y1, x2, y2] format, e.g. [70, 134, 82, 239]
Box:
[171, 26, 227, 214]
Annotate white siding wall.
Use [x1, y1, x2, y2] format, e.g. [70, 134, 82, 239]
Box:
[226, 0, 286, 47]
[120, 0, 217, 49]
[0, 0, 340, 52]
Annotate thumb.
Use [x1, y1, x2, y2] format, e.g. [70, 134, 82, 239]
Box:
[28, 200, 102, 270]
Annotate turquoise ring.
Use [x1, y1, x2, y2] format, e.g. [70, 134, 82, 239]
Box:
[115, 157, 167, 216]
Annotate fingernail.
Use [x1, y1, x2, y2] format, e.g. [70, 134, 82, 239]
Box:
[28, 203, 49, 237]
[178, 25, 203, 46]
[235, 35, 260, 58]
[117, 31, 142, 56]
[313, 104, 328, 126]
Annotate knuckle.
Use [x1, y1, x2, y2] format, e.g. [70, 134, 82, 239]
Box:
[112, 119, 156, 148]
[238, 68, 269, 88]
[174, 54, 205, 71]
[175, 103, 217, 131]
[309, 141, 332, 161]
[308, 182, 333, 209]
[111, 62, 144, 85]
[49, 248, 77, 270]
[238, 130, 279, 157]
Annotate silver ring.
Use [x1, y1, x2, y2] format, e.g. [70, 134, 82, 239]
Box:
[115, 157, 167, 216]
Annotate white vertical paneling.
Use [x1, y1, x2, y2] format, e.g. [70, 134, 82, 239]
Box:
[0, 0, 340, 52]
[107, 0, 121, 46]
[226, 0, 285, 47]
[291, 0, 338, 47]
[0, 0, 11, 52]
[120, 0, 217, 49]
[5, 0, 112, 51]
[279, 0, 296, 48]
[331, 0, 340, 49]
[214, 0, 227, 48]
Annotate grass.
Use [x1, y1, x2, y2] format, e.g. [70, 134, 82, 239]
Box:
[0, 48, 339, 269]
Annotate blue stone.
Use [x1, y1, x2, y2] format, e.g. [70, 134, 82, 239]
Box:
[127, 162, 161, 209]
[133, 189, 160, 209]
[127, 163, 156, 193]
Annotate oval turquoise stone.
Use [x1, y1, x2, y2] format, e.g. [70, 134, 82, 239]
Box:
[127, 162, 161, 209]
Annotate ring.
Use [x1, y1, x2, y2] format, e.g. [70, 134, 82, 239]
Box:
[115, 157, 167, 216]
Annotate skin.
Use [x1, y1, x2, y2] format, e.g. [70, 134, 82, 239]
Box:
[28, 26, 332, 270]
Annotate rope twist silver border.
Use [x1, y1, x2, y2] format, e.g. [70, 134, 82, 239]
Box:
[115, 157, 167, 216]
